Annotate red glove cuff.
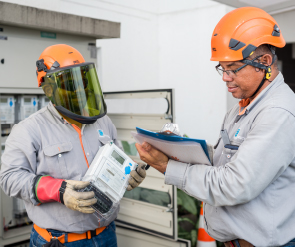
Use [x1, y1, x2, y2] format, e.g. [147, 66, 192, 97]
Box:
[36, 176, 64, 203]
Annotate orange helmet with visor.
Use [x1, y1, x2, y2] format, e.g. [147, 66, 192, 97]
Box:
[36, 44, 107, 124]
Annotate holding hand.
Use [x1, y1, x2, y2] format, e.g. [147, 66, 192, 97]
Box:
[34, 176, 97, 214]
[127, 164, 146, 191]
[61, 180, 97, 214]
[135, 142, 169, 174]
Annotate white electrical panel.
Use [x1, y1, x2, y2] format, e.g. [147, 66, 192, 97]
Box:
[0, 96, 15, 124]
[19, 96, 38, 120]
[39, 96, 50, 109]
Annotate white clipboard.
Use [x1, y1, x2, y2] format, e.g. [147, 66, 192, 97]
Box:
[132, 132, 211, 166]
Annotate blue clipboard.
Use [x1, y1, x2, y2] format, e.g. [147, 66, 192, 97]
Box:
[136, 127, 210, 161]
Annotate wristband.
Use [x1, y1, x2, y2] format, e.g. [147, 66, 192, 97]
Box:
[59, 181, 67, 204]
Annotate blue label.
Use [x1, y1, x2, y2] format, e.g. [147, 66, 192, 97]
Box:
[98, 129, 104, 136]
[33, 98, 36, 106]
[235, 128, 240, 137]
[129, 163, 132, 167]
[9, 99, 13, 107]
[125, 166, 131, 175]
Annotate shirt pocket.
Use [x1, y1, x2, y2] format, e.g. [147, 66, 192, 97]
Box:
[43, 142, 73, 179]
[231, 123, 251, 146]
[98, 135, 113, 145]
[223, 147, 238, 162]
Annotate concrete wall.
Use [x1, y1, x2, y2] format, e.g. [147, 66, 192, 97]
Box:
[1, 0, 230, 143]
[0, 1, 120, 38]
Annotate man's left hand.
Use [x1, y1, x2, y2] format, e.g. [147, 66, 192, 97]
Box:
[127, 164, 146, 191]
[135, 142, 169, 174]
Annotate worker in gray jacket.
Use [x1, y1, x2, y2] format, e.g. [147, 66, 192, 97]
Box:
[136, 7, 295, 247]
[0, 44, 146, 247]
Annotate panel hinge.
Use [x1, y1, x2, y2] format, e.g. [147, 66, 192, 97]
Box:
[166, 204, 174, 212]
[165, 114, 172, 120]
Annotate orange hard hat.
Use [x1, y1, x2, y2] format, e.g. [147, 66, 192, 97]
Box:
[211, 7, 286, 62]
[36, 44, 85, 87]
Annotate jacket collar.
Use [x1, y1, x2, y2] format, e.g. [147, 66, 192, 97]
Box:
[47, 101, 66, 124]
[239, 72, 284, 115]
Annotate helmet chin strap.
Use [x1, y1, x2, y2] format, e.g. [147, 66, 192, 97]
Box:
[249, 57, 275, 98]
[243, 47, 277, 98]
[250, 76, 266, 98]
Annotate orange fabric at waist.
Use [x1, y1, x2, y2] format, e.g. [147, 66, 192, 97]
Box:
[34, 224, 106, 244]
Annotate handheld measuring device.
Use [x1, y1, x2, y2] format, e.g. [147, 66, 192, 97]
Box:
[82, 141, 137, 219]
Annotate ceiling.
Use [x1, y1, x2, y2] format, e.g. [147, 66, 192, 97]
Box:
[213, 0, 295, 14]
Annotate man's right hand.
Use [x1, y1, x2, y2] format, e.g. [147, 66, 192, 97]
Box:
[135, 142, 168, 174]
[61, 180, 97, 214]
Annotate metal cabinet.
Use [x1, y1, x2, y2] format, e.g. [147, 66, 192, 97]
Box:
[116, 226, 190, 247]
[104, 89, 190, 245]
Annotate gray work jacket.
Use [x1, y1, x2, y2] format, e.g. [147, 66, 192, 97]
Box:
[165, 73, 295, 246]
[0, 102, 119, 233]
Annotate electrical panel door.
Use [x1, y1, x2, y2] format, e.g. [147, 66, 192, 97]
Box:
[104, 89, 178, 240]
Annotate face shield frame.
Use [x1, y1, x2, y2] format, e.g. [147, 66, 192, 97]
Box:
[41, 62, 107, 124]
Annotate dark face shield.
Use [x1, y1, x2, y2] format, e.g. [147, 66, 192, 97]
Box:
[41, 63, 107, 123]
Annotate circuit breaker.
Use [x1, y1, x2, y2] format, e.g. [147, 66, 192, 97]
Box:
[0, 95, 38, 233]
[18, 96, 38, 121]
[0, 95, 15, 124]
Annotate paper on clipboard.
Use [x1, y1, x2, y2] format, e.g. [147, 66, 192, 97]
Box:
[132, 132, 211, 166]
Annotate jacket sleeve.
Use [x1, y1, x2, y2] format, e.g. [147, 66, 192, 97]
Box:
[0, 122, 40, 205]
[164, 107, 295, 206]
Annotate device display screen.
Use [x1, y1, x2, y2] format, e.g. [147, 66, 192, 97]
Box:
[111, 150, 125, 165]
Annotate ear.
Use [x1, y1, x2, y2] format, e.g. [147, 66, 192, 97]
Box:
[42, 84, 53, 97]
[261, 54, 273, 66]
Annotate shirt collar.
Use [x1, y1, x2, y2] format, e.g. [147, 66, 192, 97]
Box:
[47, 101, 65, 123]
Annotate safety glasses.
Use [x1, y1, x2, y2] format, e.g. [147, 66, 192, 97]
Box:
[215, 55, 263, 78]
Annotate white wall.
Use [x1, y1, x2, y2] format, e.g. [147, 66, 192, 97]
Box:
[158, 1, 228, 142]
[3, 0, 229, 143]
[272, 9, 295, 43]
